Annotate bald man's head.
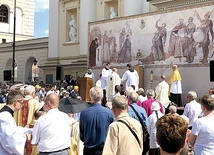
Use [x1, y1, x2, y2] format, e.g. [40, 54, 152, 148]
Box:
[46, 93, 59, 108]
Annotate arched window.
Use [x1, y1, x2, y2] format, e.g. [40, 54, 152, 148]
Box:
[0, 5, 8, 23]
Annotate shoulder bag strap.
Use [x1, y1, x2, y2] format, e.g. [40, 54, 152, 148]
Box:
[129, 104, 146, 129]
[117, 119, 140, 146]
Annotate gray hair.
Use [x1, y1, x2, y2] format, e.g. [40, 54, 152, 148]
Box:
[112, 96, 128, 110]
[138, 88, 144, 92]
[146, 89, 155, 97]
[187, 91, 197, 99]
[25, 85, 35, 95]
[169, 105, 177, 113]
[129, 92, 139, 103]
[90, 86, 103, 102]
[126, 86, 134, 97]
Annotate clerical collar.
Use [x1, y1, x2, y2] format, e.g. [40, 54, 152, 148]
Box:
[0, 105, 14, 117]
[105, 67, 109, 70]
[128, 68, 134, 72]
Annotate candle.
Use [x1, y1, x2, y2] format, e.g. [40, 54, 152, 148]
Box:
[150, 71, 153, 81]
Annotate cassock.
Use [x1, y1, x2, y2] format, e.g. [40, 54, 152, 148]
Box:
[122, 69, 139, 91]
[168, 69, 182, 106]
[101, 67, 112, 106]
[101, 68, 112, 90]
[84, 72, 95, 84]
[0, 106, 32, 155]
[106, 72, 121, 101]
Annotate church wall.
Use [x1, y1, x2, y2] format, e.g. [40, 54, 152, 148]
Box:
[89, 2, 214, 105]
[89, 3, 214, 67]
[143, 66, 212, 106]
[45, 0, 214, 104]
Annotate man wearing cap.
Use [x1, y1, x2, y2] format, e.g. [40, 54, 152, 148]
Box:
[122, 64, 139, 91]
[168, 65, 182, 107]
[70, 86, 80, 99]
[148, 102, 164, 155]
[155, 75, 170, 108]
[35, 85, 41, 97]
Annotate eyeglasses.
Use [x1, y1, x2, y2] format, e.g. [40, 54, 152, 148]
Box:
[16, 99, 23, 104]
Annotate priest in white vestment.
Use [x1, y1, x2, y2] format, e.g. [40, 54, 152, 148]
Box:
[106, 68, 121, 102]
[155, 75, 170, 108]
[168, 65, 182, 107]
[0, 90, 32, 155]
[122, 64, 139, 91]
[101, 63, 112, 106]
[84, 68, 95, 84]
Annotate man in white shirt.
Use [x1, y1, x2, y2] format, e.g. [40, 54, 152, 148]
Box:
[46, 85, 56, 96]
[101, 63, 112, 106]
[122, 64, 139, 91]
[84, 68, 95, 84]
[182, 91, 202, 130]
[31, 93, 71, 154]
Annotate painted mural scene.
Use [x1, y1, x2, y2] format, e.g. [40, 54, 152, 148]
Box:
[1, 0, 214, 155]
[89, 5, 214, 67]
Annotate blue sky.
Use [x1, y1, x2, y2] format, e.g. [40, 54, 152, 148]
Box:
[34, 0, 49, 38]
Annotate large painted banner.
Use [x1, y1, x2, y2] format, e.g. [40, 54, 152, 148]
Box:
[88, 3, 214, 67]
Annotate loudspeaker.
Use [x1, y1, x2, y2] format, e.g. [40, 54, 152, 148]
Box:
[210, 61, 214, 82]
[56, 66, 61, 80]
[3, 70, 12, 81]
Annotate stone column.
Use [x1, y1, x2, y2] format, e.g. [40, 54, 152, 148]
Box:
[123, 0, 149, 16]
[48, 0, 59, 57]
[79, 0, 96, 55]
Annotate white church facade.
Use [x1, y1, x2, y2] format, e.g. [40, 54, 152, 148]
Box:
[0, 0, 213, 102]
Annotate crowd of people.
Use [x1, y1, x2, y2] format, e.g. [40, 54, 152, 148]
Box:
[0, 63, 214, 155]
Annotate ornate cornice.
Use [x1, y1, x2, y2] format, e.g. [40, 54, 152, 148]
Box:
[148, 0, 213, 10]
